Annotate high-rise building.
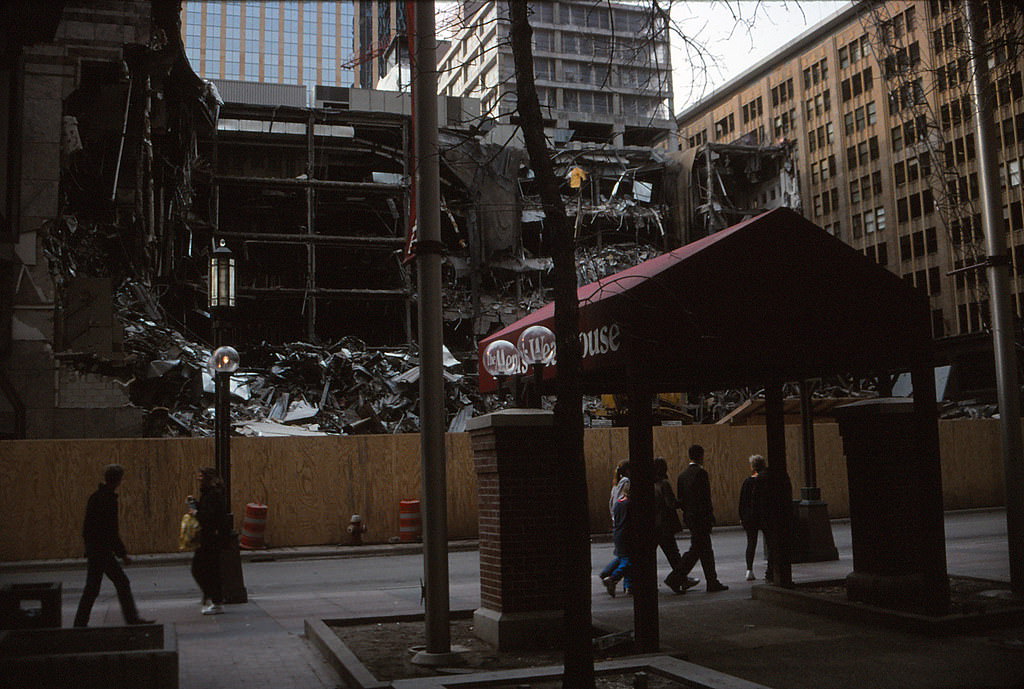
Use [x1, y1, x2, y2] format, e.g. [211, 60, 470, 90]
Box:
[182, 1, 356, 88]
[675, 0, 1024, 343]
[437, 0, 675, 147]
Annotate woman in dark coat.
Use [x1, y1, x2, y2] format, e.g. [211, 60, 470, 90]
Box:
[739, 454, 769, 581]
[189, 467, 228, 615]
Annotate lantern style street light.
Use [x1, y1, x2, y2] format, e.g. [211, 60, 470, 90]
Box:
[516, 325, 556, 408]
[207, 241, 246, 604]
[208, 239, 236, 312]
[483, 339, 523, 406]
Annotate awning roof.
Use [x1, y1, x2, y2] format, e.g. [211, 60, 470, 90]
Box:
[479, 208, 931, 394]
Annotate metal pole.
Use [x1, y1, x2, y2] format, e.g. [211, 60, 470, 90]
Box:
[412, 0, 452, 660]
[965, 0, 1024, 595]
[799, 381, 820, 501]
[216, 370, 231, 502]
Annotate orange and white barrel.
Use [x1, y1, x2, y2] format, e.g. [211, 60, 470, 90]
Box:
[240, 503, 268, 549]
[398, 499, 421, 542]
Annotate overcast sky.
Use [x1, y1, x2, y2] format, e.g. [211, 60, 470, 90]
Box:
[670, 1, 851, 112]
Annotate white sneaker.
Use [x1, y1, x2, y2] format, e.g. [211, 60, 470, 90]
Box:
[201, 604, 224, 615]
[745, 570, 756, 581]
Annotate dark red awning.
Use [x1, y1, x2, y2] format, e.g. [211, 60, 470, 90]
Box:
[478, 208, 930, 394]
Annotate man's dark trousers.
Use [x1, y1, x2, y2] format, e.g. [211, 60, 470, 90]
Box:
[74, 550, 141, 626]
[677, 527, 719, 583]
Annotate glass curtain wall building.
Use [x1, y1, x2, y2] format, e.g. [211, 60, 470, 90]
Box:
[182, 1, 355, 87]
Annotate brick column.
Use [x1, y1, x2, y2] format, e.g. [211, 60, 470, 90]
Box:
[467, 409, 564, 650]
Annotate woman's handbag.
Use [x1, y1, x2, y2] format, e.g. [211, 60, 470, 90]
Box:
[178, 512, 200, 551]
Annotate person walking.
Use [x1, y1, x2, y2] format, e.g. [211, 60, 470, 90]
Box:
[73, 464, 154, 627]
[190, 467, 228, 615]
[676, 444, 729, 592]
[601, 478, 633, 597]
[599, 460, 630, 586]
[739, 454, 770, 581]
[655, 457, 699, 593]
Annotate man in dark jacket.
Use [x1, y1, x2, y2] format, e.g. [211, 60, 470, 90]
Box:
[675, 445, 729, 592]
[73, 464, 154, 627]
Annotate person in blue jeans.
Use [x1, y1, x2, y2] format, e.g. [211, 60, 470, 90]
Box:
[599, 460, 630, 583]
[601, 479, 633, 597]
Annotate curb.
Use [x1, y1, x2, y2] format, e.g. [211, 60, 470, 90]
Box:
[0, 539, 482, 574]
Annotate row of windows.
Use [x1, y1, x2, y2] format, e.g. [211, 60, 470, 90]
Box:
[843, 101, 877, 135]
[846, 136, 880, 171]
[894, 154, 932, 186]
[687, 129, 708, 149]
[811, 154, 837, 184]
[946, 173, 980, 205]
[804, 90, 832, 121]
[905, 265, 941, 297]
[840, 66, 873, 102]
[861, 241, 888, 266]
[899, 227, 939, 261]
[813, 188, 839, 217]
[851, 206, 887, 238]
[932, 17, 963, 55]
[838, 35, 870, 70]
[715, 113, 735, 139]
[878, 6, 916, 45]
[742, 96, 763, 125]
[940, 97, 973, 129]
[771, 78, 794, 108]
[807, 122, 834, 153]
[882, 42, 920, 80]
[850, 171, 883, 205]
[888, 78, 924, 114]
[945, 133, 976, 167]
[896, 189, 937, 222]
[891, 114, 929, 152]
[525, 2, 647, 31]
[802, 58, 829, 91]
[773, 109, 797, 139]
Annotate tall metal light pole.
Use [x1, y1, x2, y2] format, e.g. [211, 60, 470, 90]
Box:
[964, 0, 1024, 595]
[410, 0, 455, 665]
[208, 240, 247, 604]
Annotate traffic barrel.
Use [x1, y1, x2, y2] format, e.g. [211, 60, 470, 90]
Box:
[240, 503, 268, 549]
[398, 499, 421, 542]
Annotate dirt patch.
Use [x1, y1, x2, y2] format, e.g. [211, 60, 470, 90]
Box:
[798, 576, 1021, 615]
[329, 617, 687, 687]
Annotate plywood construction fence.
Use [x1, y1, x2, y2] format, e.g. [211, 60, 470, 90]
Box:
[0, 419, 1008, 561]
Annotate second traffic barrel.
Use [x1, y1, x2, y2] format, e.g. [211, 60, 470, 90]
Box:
[398, 499, 421, 542]
[240, 503, 268, 549]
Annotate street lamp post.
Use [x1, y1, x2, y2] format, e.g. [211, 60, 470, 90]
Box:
[208, 240, 247, 604]
[482, 339, 522, 406]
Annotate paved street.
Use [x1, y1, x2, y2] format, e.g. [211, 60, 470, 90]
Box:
[1, 508, 1018, 689]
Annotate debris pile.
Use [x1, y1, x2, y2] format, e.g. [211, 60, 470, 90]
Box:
[102, 282, 510, 438]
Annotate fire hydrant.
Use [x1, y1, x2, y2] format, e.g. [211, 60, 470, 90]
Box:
[347, 514, 367, 545]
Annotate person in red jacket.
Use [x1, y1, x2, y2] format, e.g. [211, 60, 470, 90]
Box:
[73, 464, 154, 627]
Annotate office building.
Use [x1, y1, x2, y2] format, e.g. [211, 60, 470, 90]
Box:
[181, 1, 356, 88]
[437, 0, 675, 147]
[676, 0, 1024, 345]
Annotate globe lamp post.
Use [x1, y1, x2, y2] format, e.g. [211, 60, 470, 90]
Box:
[482, 340, 522, 405]
[516, 325, 556, 409]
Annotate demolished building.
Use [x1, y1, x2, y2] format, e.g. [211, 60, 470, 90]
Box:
[0, 0, 681, 439]
[673, 139, 801, 242]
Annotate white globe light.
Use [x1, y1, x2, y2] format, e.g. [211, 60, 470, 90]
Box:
[209, 346, 240, 374]
[517, 325, 556, 366]
[482, 340, 522, 377]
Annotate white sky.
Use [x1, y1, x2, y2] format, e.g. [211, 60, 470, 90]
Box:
[670, 1, 851, 111]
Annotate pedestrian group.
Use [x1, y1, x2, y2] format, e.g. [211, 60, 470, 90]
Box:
[601, 444, 775, 597]
[74, 463, 230, 627]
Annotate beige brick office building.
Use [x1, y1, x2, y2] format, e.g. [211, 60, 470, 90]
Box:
[676, 0, 1023, 347]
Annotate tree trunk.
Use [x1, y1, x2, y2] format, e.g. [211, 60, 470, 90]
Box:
[507, 2, 593, 687]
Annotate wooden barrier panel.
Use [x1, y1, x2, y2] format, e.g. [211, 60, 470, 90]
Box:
[0, 420, 1008, 561]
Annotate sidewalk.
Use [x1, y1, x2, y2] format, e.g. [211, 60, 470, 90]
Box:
[2, 509, 1020, 689]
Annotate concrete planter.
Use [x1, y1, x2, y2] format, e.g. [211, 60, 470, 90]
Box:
[0, 624, 177, 689]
